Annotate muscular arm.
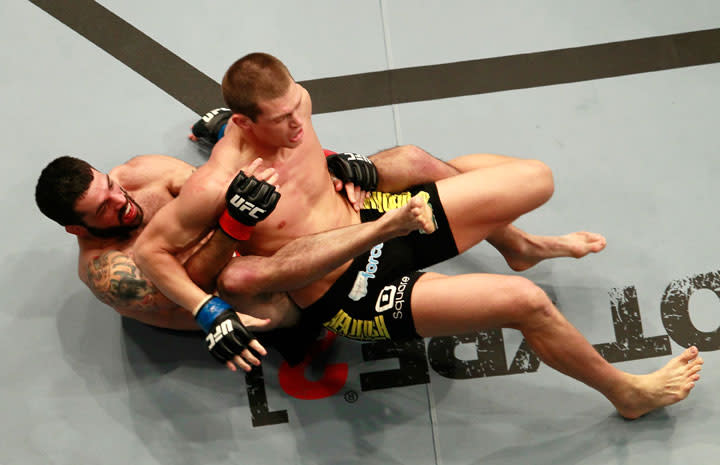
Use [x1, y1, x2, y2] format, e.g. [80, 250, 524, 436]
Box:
[218, 195, 433, 295]
[133, 165, 227, 314]
[85, 250, 198, 330]
[184, 229, 234, 293]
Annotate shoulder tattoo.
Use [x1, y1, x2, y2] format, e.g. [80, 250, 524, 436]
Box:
[87, 251, 159, 311]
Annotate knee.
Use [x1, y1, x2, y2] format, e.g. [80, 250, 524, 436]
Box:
[396, 144, 434, 166]
[217, 264, 259, 298]
[399, 144, 454, 178]
[511, 279, 557, 327]
[216, 267, 238, 298]
[402, 144, 430, 158]
[525, 159, 555, 203]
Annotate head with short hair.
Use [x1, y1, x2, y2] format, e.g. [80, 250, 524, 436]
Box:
[222, 52, 294, 122]
[35, 155, 94, 226]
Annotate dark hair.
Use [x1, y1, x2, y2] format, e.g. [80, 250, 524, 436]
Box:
[35, 156, 95, 226]
[221, 52, 293, 121]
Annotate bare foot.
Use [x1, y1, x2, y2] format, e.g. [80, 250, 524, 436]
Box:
[498, 230, 607, 271]
[612, 346, 703, 420]
[388, 194, 437, 235]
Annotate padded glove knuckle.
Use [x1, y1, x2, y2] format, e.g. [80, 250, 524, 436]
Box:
[326, 152, 378, 191]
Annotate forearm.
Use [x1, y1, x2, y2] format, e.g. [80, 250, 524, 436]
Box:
[222, 213, 405, 295]
[185, 230, 236, 293]
[134, 244, 211, 314]
[133, 168, 231, 315]
[267, 221, 391, 290]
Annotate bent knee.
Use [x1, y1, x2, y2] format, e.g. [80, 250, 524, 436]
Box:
[510, 279, 556, 324]
[400, 144, 430, 160]
[526, 159, 555, 201]
[215, 268, 235, 297]
[217, 265, 256, 297]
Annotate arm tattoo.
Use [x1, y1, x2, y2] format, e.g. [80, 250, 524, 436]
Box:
[87, 251, 160, 311]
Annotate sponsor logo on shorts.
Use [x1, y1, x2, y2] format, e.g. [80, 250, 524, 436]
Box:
[348, 243, 384, 301]
[363, 190, 431, 213]
[323, 309, 390, 341]
[376, 275, 410, 319]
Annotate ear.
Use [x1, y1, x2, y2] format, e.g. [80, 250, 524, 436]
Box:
[65, 224, 89, 237]
[231, 113, 251, 130]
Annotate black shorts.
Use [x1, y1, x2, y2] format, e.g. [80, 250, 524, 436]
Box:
[301, 183, 459, 341]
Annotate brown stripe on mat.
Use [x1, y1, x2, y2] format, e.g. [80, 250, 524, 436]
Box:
[27, 0, 720, 114]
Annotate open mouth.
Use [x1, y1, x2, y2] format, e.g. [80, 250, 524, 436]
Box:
[120, 201, 136, 224]
[289, 128, 304, 143]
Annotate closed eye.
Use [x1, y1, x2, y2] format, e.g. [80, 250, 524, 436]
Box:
[95, 175, 113, 215]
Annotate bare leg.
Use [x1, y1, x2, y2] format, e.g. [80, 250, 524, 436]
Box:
[370, 145, 520, 192]
[411, 272, 702, 419]
[443, 152, 607, 269]
[372, 146, 606, 270]
[434, 159, 556, 252]
[486, 225, 607, 271]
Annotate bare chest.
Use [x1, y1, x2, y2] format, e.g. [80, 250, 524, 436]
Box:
[238, 159, 356, 255]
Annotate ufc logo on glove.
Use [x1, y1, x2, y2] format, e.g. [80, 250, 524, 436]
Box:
[228, 196, 267, 219]
[206, 319, 235, 350]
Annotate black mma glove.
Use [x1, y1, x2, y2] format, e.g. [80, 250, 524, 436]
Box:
[192, 107, 232, 144]
[195, 296, 256, 363]
[326, 152, 378, 192]
[218, 170, 281, 240]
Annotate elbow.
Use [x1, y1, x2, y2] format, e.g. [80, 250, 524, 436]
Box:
[132, 241, 151, 272]
[398, 144, 432, 167]
[399, 145, 450, 182]
[133, 238, 162, 277]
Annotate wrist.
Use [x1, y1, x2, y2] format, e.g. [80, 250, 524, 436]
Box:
[218, 210, 254, 240]
[194, 295, 233, 332]
[192, 294, 214, 317]
[378, 206, 401, 232]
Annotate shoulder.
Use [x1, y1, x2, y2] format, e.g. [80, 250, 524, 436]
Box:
[84, 249, 160, 309]
[124, 154, 193, 169]
[113, 155, 196, 195]
[210, 122, 255, 169]
[114, 155, 195, 183]
[298, 84, 313, 113]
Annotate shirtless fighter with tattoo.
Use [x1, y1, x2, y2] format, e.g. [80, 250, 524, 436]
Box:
[35, 153, 436, 369]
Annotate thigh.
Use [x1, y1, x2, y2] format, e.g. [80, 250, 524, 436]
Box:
[411, 272, 538, 337]
[435, 160, 553, 253]
[446, 152, 518, 172]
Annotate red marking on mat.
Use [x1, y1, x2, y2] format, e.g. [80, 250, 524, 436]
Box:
[278, 332, 349, 400]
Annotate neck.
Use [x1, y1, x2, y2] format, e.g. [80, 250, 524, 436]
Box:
[244, 133, 290, 162]
[77, 232, 135, 250]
